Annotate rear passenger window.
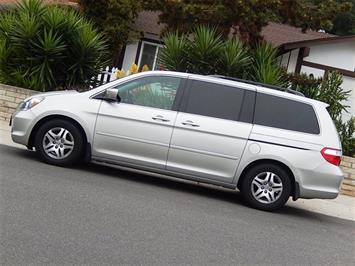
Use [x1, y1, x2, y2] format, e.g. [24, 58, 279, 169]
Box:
[183, 80, 246, 121]
[254, 93, 320, 134]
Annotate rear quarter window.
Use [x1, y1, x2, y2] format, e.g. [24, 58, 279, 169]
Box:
[254, 93, 320, 134]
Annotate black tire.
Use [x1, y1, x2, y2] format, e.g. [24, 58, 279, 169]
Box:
[240, 163, 291, 211]
[34, 119, 84, 166]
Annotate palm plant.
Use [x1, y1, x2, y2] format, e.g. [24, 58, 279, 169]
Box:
[218, 39, 251, 78]
[158, 32, 188, 72]
[160, 26, 271, 81]
[187, 26, 224, 75]
[249, 42, 285, 86]
[0, 0, 108, 91]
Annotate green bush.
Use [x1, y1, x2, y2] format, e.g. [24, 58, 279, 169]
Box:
[336, 118, 355, 157]
[0, 0, 109, 91]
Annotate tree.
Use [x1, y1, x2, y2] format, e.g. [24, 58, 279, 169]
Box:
[0, 0, 108, 92]
[79, 0, 141, 65]
[143, 0, 352, 45]
[331, 0, 355, 35]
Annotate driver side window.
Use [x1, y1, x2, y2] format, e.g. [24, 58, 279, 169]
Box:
[114, 76, 181, 110]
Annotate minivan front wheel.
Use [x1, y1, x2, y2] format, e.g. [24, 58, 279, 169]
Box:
[34, 119, 84, 166]
[241, 164, 291, 211]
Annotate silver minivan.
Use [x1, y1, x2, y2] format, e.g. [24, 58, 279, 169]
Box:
[11, 71, 344, 211]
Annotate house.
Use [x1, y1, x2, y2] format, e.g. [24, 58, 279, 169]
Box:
[121, 11, 355, 119]
[277, 35, 355, 120]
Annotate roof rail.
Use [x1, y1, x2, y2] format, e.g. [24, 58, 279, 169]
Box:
[209, 75, 305, 97]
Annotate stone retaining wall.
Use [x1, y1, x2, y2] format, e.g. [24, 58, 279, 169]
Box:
[0, 84, 38, 121]
[0, 83, 354, 197]
[340, 156, 355, 197]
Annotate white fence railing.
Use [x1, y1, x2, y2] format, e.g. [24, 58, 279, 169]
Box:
[95, 66, 118, 87]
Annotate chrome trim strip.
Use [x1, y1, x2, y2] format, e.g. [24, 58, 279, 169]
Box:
[170, 145, 239, 160]
[249, 138, 310, 151]
[96, 132, 170, 148]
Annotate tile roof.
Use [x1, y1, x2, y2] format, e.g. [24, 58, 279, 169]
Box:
[133, 11, 336, 47]
[262, 22, 335, 47]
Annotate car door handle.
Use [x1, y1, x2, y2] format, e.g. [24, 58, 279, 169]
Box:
[152, 115, 170, 122]
[181, 120, 200, 127]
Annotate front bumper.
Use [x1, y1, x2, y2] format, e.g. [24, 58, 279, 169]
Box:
[11, 110, 36, 146]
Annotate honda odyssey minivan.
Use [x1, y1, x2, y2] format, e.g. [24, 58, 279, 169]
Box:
[11, 71, 344, 211]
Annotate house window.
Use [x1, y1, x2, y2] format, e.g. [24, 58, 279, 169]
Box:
[138, 41, 164, 71]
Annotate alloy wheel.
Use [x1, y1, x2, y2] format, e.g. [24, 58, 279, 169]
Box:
[251, 172, 283, 204]
[42, 127, 75, 159]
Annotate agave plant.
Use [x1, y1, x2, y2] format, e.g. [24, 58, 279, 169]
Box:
[187, 26, 224, 75]
[218, 39, 251, 78]
[158, 32, 188, 72]
[160, 26, 253, 78]
[249, 42, 285, 86]
[0, 0, 108, 91]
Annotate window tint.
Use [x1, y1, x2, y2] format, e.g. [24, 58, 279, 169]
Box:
[115, 76, 181, 110]
[254, 93, 320, 134]
[184, 80, 245, 121]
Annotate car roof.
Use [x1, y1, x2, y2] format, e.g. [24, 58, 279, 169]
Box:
[94, 71, 328, 108]
[149, 71, 328, 108]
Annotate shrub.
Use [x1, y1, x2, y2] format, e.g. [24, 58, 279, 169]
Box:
[0, 0, 109, 91]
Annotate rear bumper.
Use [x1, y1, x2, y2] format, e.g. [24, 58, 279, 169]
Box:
[297, 163, 344, 199]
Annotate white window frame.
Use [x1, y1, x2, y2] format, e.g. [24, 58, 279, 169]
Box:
[137, 40, 164, 70]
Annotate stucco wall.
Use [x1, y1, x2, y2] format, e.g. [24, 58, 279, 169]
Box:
[304, 42, 355, 72]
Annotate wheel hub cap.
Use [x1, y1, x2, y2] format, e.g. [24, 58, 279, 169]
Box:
[42, 127, 74, 159]
[251, 172, 283, 204]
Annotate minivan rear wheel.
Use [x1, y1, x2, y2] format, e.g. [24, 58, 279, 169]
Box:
[241, 164, 291, 211]
[34, 119, 84, 166]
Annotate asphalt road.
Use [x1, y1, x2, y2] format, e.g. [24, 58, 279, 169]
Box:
[1, 144, 355, 265]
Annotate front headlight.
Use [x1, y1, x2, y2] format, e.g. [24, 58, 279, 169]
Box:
[18, 97, 45, 111]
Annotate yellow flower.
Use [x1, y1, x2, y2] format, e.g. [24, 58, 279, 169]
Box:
[116, 69, 126, 79]
[141, 64, 150, 72]
[129, 63, 138, 74]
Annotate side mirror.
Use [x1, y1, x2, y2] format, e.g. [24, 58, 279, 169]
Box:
[103, 88, 121, 102]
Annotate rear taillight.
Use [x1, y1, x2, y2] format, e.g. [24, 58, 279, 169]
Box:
[321, 147, 342, 166]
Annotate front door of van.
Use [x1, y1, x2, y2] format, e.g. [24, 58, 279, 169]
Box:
[93, 75, 184, 170]
[167, 78, 256, 183]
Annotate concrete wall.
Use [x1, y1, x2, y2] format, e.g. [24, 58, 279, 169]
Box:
[0, 84, 38, 122]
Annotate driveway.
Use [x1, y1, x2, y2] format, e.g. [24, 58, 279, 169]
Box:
[1, 144, 355, 265]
